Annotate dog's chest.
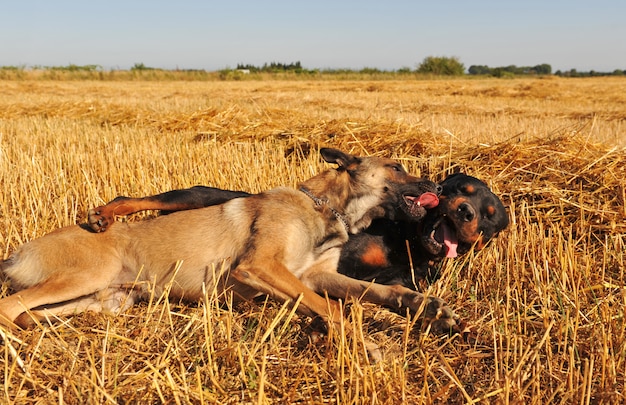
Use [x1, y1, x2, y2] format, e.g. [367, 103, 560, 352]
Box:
[279, 219, 346, 280]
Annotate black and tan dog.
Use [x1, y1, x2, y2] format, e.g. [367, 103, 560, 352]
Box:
[88, 173, 508, 290]
[338, 173, 509, 287]
[0, 148, 458, 361]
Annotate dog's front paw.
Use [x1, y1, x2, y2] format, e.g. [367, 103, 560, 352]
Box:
[87, 206, 113, 232]
[421, 296, 461, 335]
[427, 304, 461, 335]
[87, 196, 129, 232]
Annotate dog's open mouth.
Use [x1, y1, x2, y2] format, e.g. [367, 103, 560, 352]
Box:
[404, 192, 439, 210]
[403, 192, 439, 220]
[424, 217, 459, 258]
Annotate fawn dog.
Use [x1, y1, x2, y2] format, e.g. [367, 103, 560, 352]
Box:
[0, 148, 459, 360]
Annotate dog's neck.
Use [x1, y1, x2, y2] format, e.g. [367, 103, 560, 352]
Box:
[299, 168, 379, 234]
[299, 187, 351, 233]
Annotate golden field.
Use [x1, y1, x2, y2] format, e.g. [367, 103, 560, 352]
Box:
[0, 76, 625, 404]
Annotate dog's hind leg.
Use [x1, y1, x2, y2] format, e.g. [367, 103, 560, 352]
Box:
[0, 260, 124, 328]
[13, 287, 138, 328]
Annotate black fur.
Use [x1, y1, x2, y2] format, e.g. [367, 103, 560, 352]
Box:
[338, 174, 509, 288]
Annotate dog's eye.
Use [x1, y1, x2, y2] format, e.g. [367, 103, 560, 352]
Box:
[390, 164, 403, 172]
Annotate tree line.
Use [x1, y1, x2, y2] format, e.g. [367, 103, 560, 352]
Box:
[468, 63, 552, 76]
[2, 57, 625, 78]
[238, 57, 625, 77]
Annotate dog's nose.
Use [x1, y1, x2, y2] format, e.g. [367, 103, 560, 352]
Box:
[457, 202, 476, 222]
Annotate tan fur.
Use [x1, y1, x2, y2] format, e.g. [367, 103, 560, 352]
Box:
[0, 149, 458, 361]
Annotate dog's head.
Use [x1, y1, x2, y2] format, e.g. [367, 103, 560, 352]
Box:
[420, 173, 509, 258]
[318, 148, 440, 229]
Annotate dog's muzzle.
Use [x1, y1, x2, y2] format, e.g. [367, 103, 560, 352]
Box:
[403, 191, 439, 218]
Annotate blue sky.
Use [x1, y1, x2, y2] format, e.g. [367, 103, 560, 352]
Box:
[2, 0, 625, 72]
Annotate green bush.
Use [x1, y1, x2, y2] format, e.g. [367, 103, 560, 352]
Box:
[416, 56, 465, 75]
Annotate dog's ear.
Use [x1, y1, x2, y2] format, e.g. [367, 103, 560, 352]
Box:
[320, 148, 360, 169]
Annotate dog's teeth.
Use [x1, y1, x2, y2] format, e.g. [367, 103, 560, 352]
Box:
[417, 201, 421, 207]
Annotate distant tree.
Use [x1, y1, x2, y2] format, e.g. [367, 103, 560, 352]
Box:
[533, 64, 552, 75]
[468, 65, 492, 75]
[417, 56, 465, 75]
[492, 68, 515, 78]
[237, 61, 305, 73]
[236, 63, 260, 73]
[359, 67, 382, 74]
[503, 65, 520, 74]
[131, 63, 154, 71]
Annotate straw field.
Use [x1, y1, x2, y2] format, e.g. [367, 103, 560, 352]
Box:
[0, 76, 625, 404]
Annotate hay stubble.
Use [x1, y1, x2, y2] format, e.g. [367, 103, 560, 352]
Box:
[0, 77, 624, 404]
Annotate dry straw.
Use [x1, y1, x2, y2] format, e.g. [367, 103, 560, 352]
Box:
[0, 77, 624, 403]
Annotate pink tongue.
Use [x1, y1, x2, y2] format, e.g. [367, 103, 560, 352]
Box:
[442, 224, 458, 258]
[417, 192, 439, 209]
[435, 223, 458, 258]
